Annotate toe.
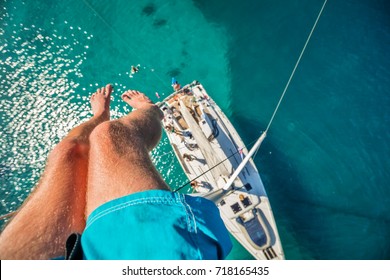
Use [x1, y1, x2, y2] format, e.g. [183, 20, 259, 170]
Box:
[121, 91, 131, 100]
[104, 84, 113, 97]
[129, 90, 137, 98]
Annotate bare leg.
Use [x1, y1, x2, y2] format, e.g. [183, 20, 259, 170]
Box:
[86, 90, 169, 215]
[0, 85, 112, 259]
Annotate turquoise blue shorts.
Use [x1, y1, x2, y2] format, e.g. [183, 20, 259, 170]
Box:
[81, 190, 232, 260]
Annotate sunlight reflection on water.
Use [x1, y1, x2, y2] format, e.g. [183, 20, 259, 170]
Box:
[0, 9, 91, 214]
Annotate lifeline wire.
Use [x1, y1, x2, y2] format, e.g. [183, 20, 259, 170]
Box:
[173, 138, 260, 192]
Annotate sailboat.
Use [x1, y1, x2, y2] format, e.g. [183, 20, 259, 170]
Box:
[150, 0, 327, 260]
[158, 81, 284, 260]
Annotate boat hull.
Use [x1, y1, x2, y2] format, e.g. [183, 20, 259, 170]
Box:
[159, 81, 284, 260]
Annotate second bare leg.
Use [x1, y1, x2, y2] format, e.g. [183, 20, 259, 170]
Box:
[0, 85, 112, 259]
[86, 90, 169, 215]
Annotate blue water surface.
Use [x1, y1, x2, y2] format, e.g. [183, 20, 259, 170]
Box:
[0, 0, 389, 259]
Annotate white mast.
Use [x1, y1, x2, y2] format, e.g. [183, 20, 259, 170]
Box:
[223, 131, 267, 190]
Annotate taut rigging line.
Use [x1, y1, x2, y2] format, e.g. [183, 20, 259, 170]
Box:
[0, 0, 328, 220]
[265, 0, 328, 133]
[174, 0, 328, 192]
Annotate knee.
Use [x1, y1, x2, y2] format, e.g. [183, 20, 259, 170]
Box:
[49, 138, 88, 162]
[89, 121, 112, 145]
[90, 118, 162, 154]
[89, 121, 141, 154]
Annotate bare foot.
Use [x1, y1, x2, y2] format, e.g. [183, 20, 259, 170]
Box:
[121, 90, 153, 108]
[121, 90, 163, 119]
[90, 84, 112, 119]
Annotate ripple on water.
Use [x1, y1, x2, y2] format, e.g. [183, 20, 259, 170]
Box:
[0, 0, 231, 226]
[0, 5, 93, 216]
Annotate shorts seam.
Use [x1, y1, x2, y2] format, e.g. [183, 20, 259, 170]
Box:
[181, 197, 198, 234]
[177, 194, 202, 259]
[86, 196, 177, 230]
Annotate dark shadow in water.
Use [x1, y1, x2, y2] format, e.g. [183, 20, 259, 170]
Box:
[153, 19, 167, 27]
[167, 68, 181, 77]
[142, 3, 156, 16]
[193, 0, 390, 260]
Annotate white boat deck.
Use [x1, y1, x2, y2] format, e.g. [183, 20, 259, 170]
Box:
[159, 81, 284, 260]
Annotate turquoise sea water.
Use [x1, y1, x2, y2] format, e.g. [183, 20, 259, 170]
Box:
[1, 0, 389, 259]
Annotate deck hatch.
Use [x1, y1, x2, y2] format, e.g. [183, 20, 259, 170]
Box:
[242, 197, 252, 208]
[244, 183, 252, 191]
[231, 203, 242, 214]
[263, 247, 277, 260]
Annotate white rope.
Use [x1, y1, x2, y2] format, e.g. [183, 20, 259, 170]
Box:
[265, 0, 328, 133]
